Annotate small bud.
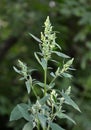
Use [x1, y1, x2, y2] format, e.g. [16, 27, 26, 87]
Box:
[65, 86, 71, 95]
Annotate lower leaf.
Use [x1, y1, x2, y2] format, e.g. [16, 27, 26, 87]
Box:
[23, 122, 33, 130]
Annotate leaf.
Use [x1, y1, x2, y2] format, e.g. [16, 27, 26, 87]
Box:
[13, 66, 21, 74]
[29, 33, 42, 43]
[28, 69, 37, 74]
[50, 72, 56, 78]
[62, 72, 72, 78]
[38, 114, 46, 129]
[61, 91, 81, 112]
[23, 122, 33, 130]
[50, 122, 65, 130]
[65, 86, 71, 95]
[17, 104, 31, 121]
[53, 51, 70, 58]
[55, 43, 61, 50]
[19, 77, 25, 81]
[39, 95, 50, 105]
[34, 52, 41, 65]
[35, 81, 49, 88]
[56, 112, 76, 124]
[51, 59, 59, 64]
[10, 103, 30, 121]
[25, 79, 31, 94]
[66, 58, 74, 66]
[68, 67, 76, 71]
[10, 105, 22, 121]
[41, 58, 47, 70]
[34, 52, 45, 69]
[49, 82, 55, 89]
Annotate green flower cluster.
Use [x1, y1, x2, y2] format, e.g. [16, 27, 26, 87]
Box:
[41, 16, 56, 60]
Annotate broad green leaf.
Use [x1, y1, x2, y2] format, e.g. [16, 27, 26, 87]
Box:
[23, 122, 33, 130]
[61, 91, 81, 112]
[53, 51, 70, 58]
[50, 122, 65, 130]
[38, 114, 46, 129]
[13, 66, 21, 74]
[17, 104, 31, 121]
[10, 105, 22, 121]
[10, 103, 30, 121]
[56, 112, 76, 124]
[25, 79, 31, 94]
[62, 72, 72, 78]
[29, 33, 42, 43]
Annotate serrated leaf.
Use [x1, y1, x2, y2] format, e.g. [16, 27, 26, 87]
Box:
[38, 114, 46, 129]
[50, 122, 65, 130]
[25, 79, 31, 94]
[61, 91, 81, 112]
[56, 112, 76, 124]
[53, 51, 70, 58]
[29, 33, 42, 43]
[10, 103, 30, 121]
[23, 122, 33, 130]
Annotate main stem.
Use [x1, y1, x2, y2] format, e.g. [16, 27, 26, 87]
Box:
[37, 120, 40, 130]
[44, 60, 47, 96]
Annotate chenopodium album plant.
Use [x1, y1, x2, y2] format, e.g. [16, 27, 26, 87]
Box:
[10, 16, 81, 130]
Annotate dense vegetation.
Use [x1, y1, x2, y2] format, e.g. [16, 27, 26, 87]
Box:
[0, 0, 91, 130]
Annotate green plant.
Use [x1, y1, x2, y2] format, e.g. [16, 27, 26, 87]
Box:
[10, 16, 80, 130]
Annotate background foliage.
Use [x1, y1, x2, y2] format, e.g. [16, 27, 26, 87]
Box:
[0, 0, 91, 130]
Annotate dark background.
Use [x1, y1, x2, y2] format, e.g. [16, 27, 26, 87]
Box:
[0, 0, 91, 130]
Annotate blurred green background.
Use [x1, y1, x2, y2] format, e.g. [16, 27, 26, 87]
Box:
[0, 0, 91, 130]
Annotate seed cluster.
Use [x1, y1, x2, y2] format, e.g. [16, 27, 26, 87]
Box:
[41, 16, 56, 60]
